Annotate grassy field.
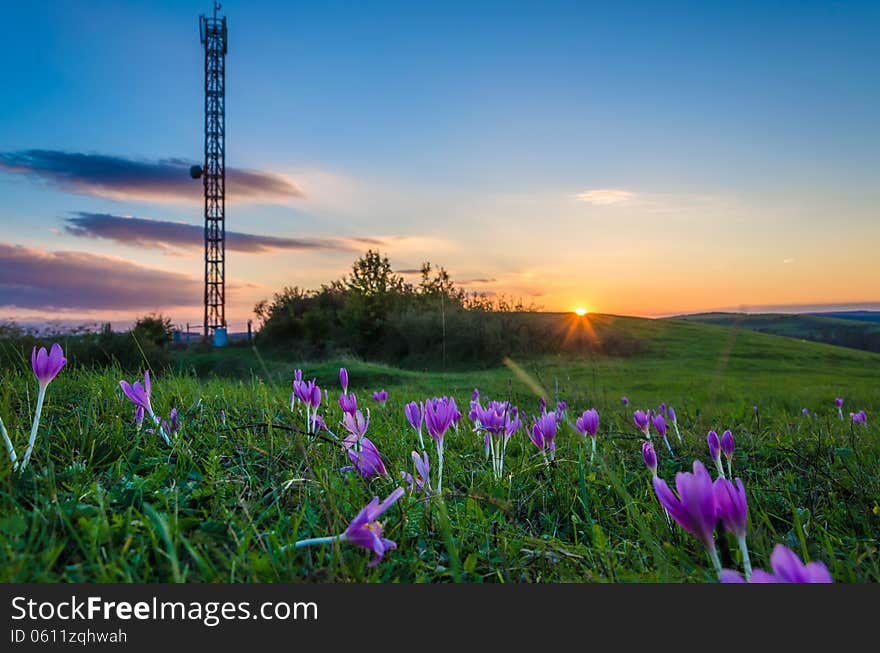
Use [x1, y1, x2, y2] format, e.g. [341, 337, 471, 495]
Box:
[674, 311, 880, 354]
[0, 313, 878, 582]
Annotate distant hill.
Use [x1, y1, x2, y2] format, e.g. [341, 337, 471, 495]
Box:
[669, 311, 880, 354]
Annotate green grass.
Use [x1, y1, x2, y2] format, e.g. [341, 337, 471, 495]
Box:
[0, 314, 878, 582]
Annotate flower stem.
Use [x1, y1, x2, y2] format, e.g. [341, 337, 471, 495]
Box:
[435, 441, 444, 494]
[738, 536, 752, 582]
[590, 437, 596, 465]
[708, 545, 723, 581]
[293, 534, 340, 548]
[714, 459, 726, 479]
[1, 416, 18, 466]
[19, 384, 46, 472]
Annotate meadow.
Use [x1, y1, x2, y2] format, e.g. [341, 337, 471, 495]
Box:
[0, 314, 877, 582]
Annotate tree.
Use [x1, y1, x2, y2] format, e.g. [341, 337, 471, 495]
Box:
[132, 314, 174, 349]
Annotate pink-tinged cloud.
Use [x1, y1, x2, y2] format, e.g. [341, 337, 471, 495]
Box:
[0, 243, 201, 311]
[0, 150, 304, 203]
[63, 212, 362, 254]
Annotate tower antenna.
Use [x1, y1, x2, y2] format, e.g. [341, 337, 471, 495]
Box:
[193, 3, 228, 340]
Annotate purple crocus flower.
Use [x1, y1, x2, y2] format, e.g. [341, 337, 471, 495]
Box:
[539, 397, 547, 414]
[220, 409, 226, 426]
[721, 429, 734, 476]
[621, 396, 629, 406]
[652, 413, 674, 456]
[722, 544, 832, 583]
[707, 431, 724, 478]
[714, 476, 752, 580]
[342, 434, 388, 479]
[802, 407, 810, 416]
[642, 441, 657, 477]
[576, 409, 600, 462]
[556, 400, 567, 420]
[168, 408, 180, 434]
[120, 371, 170, 445]
[530, 411, 558, 461]
[404, 401, 424, 449]
[658, 402, 667, 415]
[135, 406, 145, 430]
[575, 409, 599, 438]
[850, 410, 867, 425]
[652, 460, 722, 577]
[473, 399, 519, 478]
[424, 397, 456, 493]
[633, 410, 650, 438]
[295, 487, 405, 567]
[340, 367, 349, 395]
[342, 488, 404, 566]
[342, 409, 370, 440]
[372, 389, 388, 405]
[31, 343, 67, 388]
[339, 392, 358, 416]
[405, 450, 430, 494]
[120, 370, 154, 417]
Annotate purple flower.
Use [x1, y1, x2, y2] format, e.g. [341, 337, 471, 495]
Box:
[372, 389, 388, 405]
[404, 450, 430, 493]
[135, 406, 145, 429]
[556, 400, 567, 419]
[31, 343, 67, 388]
[220, 409, 226, 425]
[472, 388, 480, 401]
[424, 397, 456, 444]
[339, 392, 358, 416]
[621, 396, 629, 406]
[668, 407, 677, 423]
[652, 460, 718, 554]
[714, 477, 747, 540]
[652, 413, 667, 439]
[168, 408, 180, 434]
[658, 403, 667, 414]
[340, 367, 349, 395]
[802, 408, 810, 416]
[633, 410, 650, 437]
[850, 410, 867, 425]
[342, 409, 370, 439]
[834, 397, 843, 408]
[404, 401, 423, 432]
[575, 409, 599, 438]
[722, 544, 832, 583]
[539, 397, 547, 414]
[530, 411, 558, 459]
[120, 371, 155, 418]
[342, 434, 388, 479]
[642, 441, 657, 476]
[721, 430, 734, 459]
[341, 487, 405, 566]
[707, 430, 720, 461]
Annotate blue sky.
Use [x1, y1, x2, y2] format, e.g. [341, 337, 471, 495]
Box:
[1, 0, 878, 328]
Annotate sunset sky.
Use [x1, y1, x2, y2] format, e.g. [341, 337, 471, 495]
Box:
[1, 0, 879, 330]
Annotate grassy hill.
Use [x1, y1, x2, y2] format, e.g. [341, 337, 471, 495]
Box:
[0, 312, 877, 582]
[669, 311, 880, 354]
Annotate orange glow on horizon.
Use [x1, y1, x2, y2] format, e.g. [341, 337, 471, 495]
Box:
[574, 306, 588, 316]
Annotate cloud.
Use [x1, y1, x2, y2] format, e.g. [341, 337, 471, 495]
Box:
[574, 189, 634, 205]
[0, 243, 201, 311]
[457, 278, 497, 286]
[783, 258, 795, 264]
[0, 150, 304, 203]
[63, 212, 361, 254]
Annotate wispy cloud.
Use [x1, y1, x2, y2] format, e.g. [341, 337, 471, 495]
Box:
[63, 212, 362, 254]
[0, 243, 201, 311]
[783, 258, 795, 264]
[0, 150, 304, 203]
[574, 189, 634, 205]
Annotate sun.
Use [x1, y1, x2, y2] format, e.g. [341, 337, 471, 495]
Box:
[574, 306, 588, 316]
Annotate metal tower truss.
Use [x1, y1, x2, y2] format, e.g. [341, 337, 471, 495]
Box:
[200, 3, 227, 336]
